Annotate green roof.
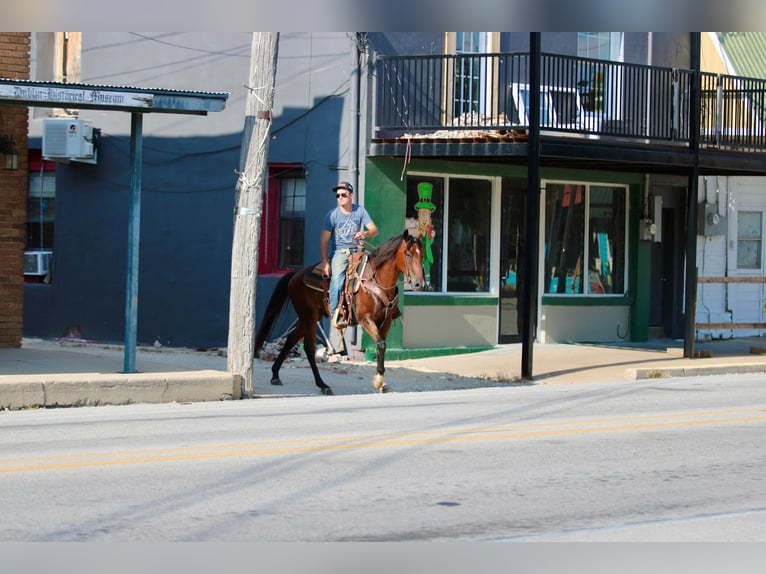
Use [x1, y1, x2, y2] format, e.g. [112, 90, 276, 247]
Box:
[717, 32, 766, 80]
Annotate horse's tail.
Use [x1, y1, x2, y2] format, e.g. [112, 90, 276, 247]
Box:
[254, 271, 295, 354]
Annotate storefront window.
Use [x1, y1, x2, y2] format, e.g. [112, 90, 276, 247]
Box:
[544, 182, 626, 295]
[406, 176, 491, 293]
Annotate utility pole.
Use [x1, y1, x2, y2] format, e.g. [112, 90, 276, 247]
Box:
[227, 32, 279, 398]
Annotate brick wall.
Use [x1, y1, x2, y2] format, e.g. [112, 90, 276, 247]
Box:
[0, 33, 30, 347]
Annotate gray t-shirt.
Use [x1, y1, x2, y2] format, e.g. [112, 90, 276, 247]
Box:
[322, 205, 372, 251]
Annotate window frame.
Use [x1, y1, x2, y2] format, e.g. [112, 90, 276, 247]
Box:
[736, 210, 763, 270]
[406, 173, 498, 295]
[541, 179, 629, 297]
[258, 163, 306, 275]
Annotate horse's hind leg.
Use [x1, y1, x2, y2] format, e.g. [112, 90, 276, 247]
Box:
[302, 320, 334, 395]
[269, 325, 302, 386]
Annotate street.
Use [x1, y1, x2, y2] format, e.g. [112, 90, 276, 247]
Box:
[1, 373, 765, 542]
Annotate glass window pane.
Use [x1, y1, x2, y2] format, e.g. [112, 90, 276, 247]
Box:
[446, 178, 491, 292]
[279, 219, 304, 268]
[737, 211, 762, 269]
[578, 32, 611, 60]
[278, 176, 306, 269]
[738, 211, 761, 239]
[544, 183, 585, 294]
[588, 185, 625, 294]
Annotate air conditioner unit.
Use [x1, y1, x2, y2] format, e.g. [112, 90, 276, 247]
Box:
[24, 250, 53, 276]
[42, 118, 96, 163]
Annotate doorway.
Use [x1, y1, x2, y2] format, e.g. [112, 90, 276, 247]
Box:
[498, 178, 527, 343]
[649, 186, 685, 339]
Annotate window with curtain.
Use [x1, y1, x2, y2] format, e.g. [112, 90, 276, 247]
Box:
[576, 32, 624, 115]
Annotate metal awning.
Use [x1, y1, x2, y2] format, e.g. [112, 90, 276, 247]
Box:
[0, 77, 230, 373]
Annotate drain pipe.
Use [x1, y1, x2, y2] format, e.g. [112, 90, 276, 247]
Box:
[349, 33, 363, 199]
[349, 34, 364, 348]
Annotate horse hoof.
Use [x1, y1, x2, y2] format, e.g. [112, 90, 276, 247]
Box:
[321, 387, 334, 396]
[270, 379, 283, 386]
[372, 373, 385, 390]
[380, 384, 392, 394]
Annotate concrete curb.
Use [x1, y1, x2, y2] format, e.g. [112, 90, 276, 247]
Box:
[0, 370, 239, 410]
[627, 362, 766, 380]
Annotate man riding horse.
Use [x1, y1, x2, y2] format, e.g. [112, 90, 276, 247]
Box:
[320, 181, 379, 329]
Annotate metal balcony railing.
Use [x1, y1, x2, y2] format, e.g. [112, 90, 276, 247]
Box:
[373, 51, 766, 153]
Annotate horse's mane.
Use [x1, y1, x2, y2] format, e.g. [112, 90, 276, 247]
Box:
[369, 232, 420, 272]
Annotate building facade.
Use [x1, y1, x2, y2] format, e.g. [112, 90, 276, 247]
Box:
[8, 32, 766, 358]
[0, 32, 30, 347]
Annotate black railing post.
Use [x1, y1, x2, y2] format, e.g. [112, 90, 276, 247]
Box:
[521, 33, 541, 379]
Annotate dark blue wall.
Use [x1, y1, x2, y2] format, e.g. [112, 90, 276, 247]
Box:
[24, 133, 240, 347]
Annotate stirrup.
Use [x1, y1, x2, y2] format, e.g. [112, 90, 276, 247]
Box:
[331, 308, 348, 329]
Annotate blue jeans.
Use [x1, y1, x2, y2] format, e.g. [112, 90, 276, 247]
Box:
[329, 248, 351, 314]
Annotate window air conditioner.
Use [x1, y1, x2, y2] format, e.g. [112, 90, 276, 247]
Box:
[24, 250, 53, 276]
[42, 118, 96, 163]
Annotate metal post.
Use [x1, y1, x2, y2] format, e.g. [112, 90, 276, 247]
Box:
[521, 33, 541, 379]
[123, 112, 143, 373]
[684, 33, 701, 359]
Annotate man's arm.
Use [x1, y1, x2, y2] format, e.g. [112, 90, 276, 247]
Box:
[320, 229, 332, 276]
[355, 221, 379, 241]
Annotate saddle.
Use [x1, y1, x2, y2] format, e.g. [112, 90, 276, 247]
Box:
[304, 264, 331, 315]
[302, 251, 370, 323]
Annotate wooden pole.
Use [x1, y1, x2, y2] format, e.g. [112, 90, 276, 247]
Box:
[227, 32, 279, 398]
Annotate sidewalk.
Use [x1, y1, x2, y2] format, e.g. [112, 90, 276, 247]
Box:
[2, 336, 766, 410]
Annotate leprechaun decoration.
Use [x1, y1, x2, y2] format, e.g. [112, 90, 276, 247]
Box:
[414, 182, 436, 287]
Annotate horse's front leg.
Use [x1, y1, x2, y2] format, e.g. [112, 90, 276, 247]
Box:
[360, 317, 391, 393]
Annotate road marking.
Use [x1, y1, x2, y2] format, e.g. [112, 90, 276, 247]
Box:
[1, 407, 764, 474]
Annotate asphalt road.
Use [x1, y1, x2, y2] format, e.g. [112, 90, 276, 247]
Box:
[1, 373, 765, 542]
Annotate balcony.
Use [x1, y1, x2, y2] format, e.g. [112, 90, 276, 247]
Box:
[372, 52, 766, 159]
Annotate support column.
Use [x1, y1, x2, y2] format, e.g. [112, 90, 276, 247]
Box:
[521, 33, 541, 379]
[684, 33, 701, 358]
[123, 112, 143, 373]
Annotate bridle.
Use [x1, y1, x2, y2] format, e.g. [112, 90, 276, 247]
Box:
[358, 236, 422, 317]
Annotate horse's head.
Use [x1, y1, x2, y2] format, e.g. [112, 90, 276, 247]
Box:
[397, 229, 426, 291]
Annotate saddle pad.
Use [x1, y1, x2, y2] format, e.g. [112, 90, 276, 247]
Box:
[303, 263, 327, 292]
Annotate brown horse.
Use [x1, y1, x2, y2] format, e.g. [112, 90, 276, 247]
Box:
[254, 230, 426, 395]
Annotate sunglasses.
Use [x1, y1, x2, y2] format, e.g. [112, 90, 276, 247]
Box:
[335, 192, 350, 198]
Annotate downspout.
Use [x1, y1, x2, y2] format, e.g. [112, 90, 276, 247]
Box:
[349, 33, 364, 347]
[349, 33, 363, 199]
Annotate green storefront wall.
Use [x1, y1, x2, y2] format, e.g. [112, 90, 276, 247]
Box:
[362, 157, 651, 360]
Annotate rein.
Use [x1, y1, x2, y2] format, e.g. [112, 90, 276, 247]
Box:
[356, 238, 412, 319]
